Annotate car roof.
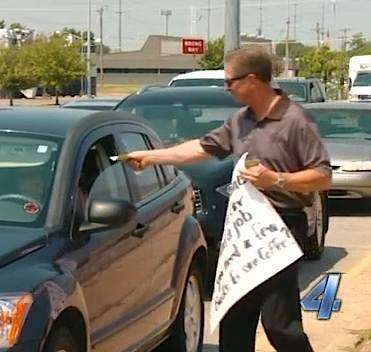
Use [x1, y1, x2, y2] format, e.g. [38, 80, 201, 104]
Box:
[0, 107, 148, 139]
[119, 86, 242, 106]
[171, 70, 225, 80]
[303, 101, 371, 110]
[62, 97, 121, 107]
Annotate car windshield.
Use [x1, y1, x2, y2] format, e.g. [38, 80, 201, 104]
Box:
[117, 92, 241, 144]
[170, 79, 225, 87]
[0, 134, 59, 226]
[276, 81, 307, 102]
[307, 108, 371, 139]
[353, 72, 371, 87]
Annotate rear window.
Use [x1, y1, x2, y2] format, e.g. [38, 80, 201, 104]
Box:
[307, 108, 371, 139]
[0, 134, 59, 226]
[277, 81, 308, 102]
[117, 92, 241, 145]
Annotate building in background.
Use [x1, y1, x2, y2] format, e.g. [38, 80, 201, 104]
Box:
[240, 34, 274, 55]
[99, 35, 203, 85]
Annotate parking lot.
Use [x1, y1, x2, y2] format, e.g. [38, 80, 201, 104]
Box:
[203, 200, 371, 352]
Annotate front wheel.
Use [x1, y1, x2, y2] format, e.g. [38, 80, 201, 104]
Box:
[159, 265, 204, 352]
[43, 326, 79, 352]
[304, 192, 328, 260]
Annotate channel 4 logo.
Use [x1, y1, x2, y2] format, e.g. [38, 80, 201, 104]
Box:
[301, 273, 342, 320]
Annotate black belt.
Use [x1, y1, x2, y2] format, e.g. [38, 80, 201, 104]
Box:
[275, 208, 305, 216]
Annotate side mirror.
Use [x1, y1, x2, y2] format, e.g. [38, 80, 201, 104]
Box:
[88, 199, 137, 226]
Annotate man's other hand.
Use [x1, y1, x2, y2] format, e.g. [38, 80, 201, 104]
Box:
[239, 163, 277, 189]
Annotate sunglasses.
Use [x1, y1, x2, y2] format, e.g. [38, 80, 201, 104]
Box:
[224, 73, 250, 86]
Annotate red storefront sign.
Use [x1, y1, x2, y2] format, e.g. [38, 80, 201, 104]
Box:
[182, 38, 205, 55]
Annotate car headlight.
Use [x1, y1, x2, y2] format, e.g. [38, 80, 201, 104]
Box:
[340, 161, 371, 171]
[0, 294, 33, 348]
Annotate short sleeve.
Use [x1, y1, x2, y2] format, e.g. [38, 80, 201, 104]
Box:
[199, 119, 233, 159]
[296, 117, 332, 178]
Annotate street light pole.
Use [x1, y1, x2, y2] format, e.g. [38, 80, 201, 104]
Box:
[160, 10, 172, 36]
[224, 0, 240, 55]
[87, 0, 92, 96]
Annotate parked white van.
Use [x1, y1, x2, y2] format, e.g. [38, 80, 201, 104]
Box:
[348, 55, 371, 102]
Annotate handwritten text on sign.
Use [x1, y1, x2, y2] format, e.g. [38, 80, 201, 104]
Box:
[210, 154, 303, 333]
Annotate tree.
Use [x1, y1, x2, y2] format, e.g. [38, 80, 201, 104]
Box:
[199, 37, 224, 70]
[275, 41, 314, 59]
[0, 20, 5, 29]
[0, 46, 39, 105]
[298, 45, 337, 89]
[348, 32, 371, 56]
[29, 37, 85, 104]
[9, 22, 26, 30]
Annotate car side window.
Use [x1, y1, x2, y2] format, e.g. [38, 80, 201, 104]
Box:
[310, 82, 322, 102]
[77, 135, 130, 221]
[120, 132, 161, 200]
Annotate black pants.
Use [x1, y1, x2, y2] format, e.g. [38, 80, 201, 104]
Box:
[219, 213, 314, 352]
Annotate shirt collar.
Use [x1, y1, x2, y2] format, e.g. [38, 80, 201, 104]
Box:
[247, 89, 291, 122]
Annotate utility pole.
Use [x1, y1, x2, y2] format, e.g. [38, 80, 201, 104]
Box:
[314, 22, 321, 48]
[224, 0, 240, 55]
[118, 0, 123, 51]
[339, 27, 350, 52]
[161, 9, 172, 36]
[207, 0, 211, 42]
[293, 3, 297, 41]
[331, 0, 337, 49]
[258, 0, 263, 36]
[339, 27, 350, 99]
[284, 0, 290, 77]
[321, 1, 325, 43]
[97, 7, 104, 91]
[87, 0, 92, 96]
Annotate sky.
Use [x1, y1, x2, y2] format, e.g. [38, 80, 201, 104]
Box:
[0, 0, 370, 52]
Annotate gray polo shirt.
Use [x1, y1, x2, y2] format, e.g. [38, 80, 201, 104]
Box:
[199, 92, 332, 210]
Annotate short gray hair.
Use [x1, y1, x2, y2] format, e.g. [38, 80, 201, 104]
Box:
[225, 46, 272, 83]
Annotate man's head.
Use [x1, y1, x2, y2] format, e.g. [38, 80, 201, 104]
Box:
[224, 46, 273, 104]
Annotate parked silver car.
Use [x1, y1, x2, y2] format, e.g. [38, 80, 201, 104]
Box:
[305, 101, 371, 199]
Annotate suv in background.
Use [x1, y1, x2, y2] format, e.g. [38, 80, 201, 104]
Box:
[116, 87, 330, 292]
[276, 77, 326, 103]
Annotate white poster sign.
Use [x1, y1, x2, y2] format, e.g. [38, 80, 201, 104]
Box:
[210, 153, 303, 333]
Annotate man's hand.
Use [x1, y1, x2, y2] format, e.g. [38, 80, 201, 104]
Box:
[125, 150, 154, 171]
[238, 163, 277, 189]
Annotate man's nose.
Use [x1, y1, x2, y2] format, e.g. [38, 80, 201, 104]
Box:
[224, 83, 231, 92]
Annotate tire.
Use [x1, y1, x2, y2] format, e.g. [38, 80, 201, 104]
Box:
[158, 264, 204, 352]
[43, 326, 79, 352]
[304, 192, 328, 260]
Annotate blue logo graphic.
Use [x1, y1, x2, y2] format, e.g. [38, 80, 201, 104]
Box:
[301, 273, 342, 320]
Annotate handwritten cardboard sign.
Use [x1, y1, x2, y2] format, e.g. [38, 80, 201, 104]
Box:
[210, 153, 303, 333]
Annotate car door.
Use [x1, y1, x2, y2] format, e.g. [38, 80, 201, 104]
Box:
[116, 127, 187, 329]
[65, 131, 154, 352]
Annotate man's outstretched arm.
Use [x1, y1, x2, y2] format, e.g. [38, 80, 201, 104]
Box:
[125, 139, 212, 170]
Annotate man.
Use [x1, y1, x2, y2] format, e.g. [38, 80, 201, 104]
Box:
[126, 47, 331, 352]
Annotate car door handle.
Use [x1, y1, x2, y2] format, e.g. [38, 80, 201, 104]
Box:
[171, 202, 185, 214]
[132, 224, 149, 238]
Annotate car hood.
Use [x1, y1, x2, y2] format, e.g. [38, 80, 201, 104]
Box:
[323, 138, 371, 164]
[0, 226, 46, 268]
[179, 156, 234, 187]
